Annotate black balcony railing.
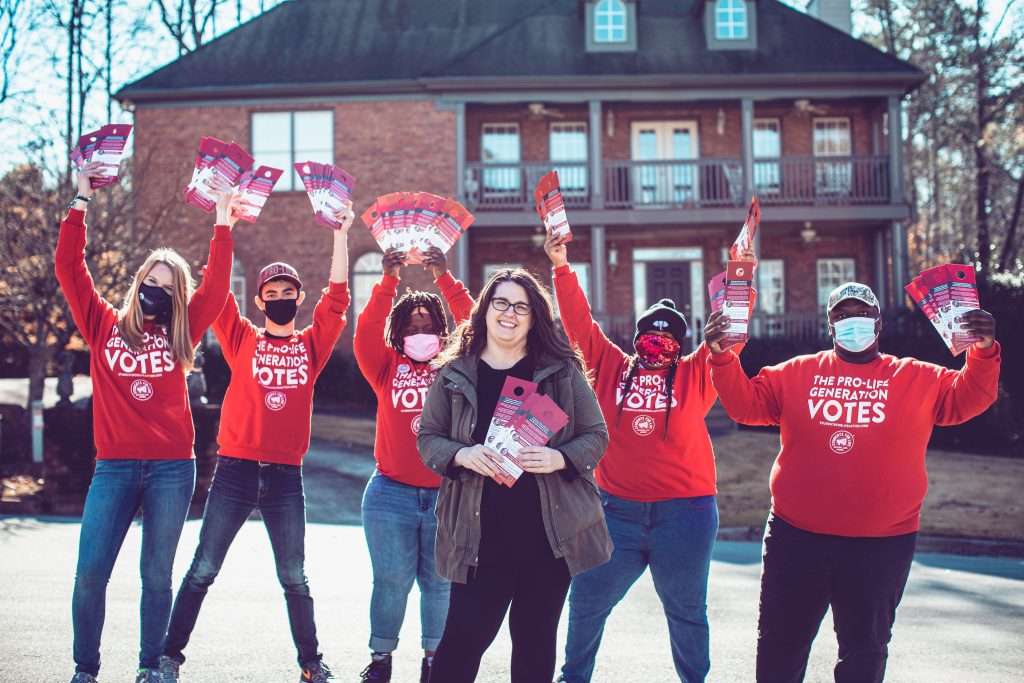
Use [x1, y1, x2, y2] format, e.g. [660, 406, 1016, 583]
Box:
[464, 156, 891, 211]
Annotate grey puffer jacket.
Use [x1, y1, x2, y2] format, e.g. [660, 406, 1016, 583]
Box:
[417, 353, 612, 583]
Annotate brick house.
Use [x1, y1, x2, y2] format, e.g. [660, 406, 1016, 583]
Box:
[115, 0, 924, 353]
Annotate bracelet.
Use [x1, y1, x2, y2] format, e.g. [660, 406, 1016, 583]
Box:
[67, 194, 92, 210]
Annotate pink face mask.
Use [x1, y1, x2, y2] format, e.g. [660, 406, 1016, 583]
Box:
[403, 334, 441, 362]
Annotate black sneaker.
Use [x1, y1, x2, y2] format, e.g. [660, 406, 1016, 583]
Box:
[420, 656, 432, 683]
[299, 660, 334, 683]
[359, 654, 392, 682]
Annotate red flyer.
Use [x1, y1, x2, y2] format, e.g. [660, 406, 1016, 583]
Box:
[487, 392, 569, 487]
[729, 196, 760, 260]
[185, 137, 254, 213]
[533, 170, 572, 241]
[70, 123, 133, 189]
[707, 261, 754, 348]
[236, 165, 283, 223]
[909, 264, 980, 355]
[360, 192, 474, 259]
[294, 161, 356, 229]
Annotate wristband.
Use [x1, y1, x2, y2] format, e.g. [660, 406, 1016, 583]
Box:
[67, 194, 92, 210]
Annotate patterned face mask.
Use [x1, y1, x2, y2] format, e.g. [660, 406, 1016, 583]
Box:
[634, 333, 681, 369]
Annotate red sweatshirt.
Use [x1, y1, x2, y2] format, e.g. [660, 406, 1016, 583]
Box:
[553, 265, 727, 502]
[54, 208, 233, 460]
[709, 344, 1001, 537]
[354, 271, 474, 487]
[213, 282, 350, 466]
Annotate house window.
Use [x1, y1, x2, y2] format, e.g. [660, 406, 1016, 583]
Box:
[758, 259, 785, 314]
[352, 251, 383, 314]
[481, 123, 521, 195]
[817, 258, 856, 309]
[813, 117, 852, 195]
[752, 118, 781, 194]
[550, 122, 588, 196]
[251, 110, 333, 192]
[594, 0, 627, 43]
[715, 0, 748, 39]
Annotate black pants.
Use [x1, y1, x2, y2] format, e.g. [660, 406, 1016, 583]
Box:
[756, 514, 917, 683]
[429, 552, 571, 683]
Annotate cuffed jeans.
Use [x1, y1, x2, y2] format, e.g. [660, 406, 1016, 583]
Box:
[561, 492, 719, 683]
[361, 471, 450, 653]
[72, 458, 196, 676]
[163, 456, 322, 668]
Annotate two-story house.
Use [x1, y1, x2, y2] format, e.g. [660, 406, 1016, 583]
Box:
[115, 0, 924, 352]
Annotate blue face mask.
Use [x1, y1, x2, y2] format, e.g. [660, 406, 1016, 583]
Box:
[832, 316, 878, 353]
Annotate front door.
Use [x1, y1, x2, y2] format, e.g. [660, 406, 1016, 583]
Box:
[645, 261, 693, 352]
[631, 121, 700, 206]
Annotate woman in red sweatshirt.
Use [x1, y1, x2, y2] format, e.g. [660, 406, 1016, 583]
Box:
[353, 246, 473, 683]
[705, 281, 1000, 683]
[545, 230, 754, 683]
[56, 162, 234, 683]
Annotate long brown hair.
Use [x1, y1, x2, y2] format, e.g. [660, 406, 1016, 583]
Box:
[435, 268, 583, 371]
[117, 248, 197, 373]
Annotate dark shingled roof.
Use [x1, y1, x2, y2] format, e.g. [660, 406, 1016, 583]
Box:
[117, 0, 923, 102]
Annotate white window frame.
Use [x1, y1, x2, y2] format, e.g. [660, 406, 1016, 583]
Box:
[758, 259, 785, 314]
[352, 251, 384, 315]
[752, 118, 781, 195]
[715, 0, 748, 40]
[630, 121, 701, 206]
[481, 123, 521, 196]
[813, 117, 853, 195]
[594, 0, 628, 43]
[550, 122, 589, 197]
[816, 258, 856, 309]
[251, 110, 334, 192]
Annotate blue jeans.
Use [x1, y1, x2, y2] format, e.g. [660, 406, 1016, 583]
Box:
[72, 458, 196, 676]
[163, 456, 321, 667]
[361, 471, 450, 652]
[561, 492, 719, 683]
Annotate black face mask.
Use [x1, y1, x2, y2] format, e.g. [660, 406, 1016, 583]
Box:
[262, 298, 298, 326]
[138, 283, 172, 323]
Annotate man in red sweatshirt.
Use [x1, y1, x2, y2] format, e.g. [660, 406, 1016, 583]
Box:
[704, 281, 1000, 683]
[160, 203, 355, 683]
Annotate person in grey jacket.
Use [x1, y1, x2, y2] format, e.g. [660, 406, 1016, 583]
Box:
[417, 267, 612, 683]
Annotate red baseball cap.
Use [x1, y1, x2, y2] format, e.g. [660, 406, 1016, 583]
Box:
[257, 262, 302, 293]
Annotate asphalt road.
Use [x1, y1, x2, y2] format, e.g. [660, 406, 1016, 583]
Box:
[1, 441, 1022, 682]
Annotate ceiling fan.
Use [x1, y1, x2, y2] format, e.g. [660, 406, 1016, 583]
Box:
[527, 102, 565, 119]
[793, 98, 829, 115]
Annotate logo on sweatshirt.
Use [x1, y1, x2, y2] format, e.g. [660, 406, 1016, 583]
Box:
[265, 390, 287, 411]
[632, 414, 656, 437]
[829, 429, 855, 455]
[411, 414, 422, 435]
[130, 379, 154, 401]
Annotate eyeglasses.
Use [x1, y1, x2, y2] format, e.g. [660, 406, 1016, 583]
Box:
[490, 297, 531, 316]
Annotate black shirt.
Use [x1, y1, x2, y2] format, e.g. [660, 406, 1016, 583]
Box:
[472, 356, 553, 565]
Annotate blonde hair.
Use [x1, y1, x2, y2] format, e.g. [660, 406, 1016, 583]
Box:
[118, 248, 197, 373]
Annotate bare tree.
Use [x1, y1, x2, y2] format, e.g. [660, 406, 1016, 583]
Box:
[151, 0, 221, 55]
[0, 0, 22, 105]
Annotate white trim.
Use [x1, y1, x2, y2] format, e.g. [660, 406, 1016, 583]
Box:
[633, 247, 702, 262]
[631, 247, 705, 324]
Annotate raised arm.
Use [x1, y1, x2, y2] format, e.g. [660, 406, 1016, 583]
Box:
[353, 248, 404, 390]
[186, 185, 237, 346]
[54, 162, 117, 346]
[708, 349, 784, 426]
[544, 229, 628, 371]
[307, 202, 354, 371]
[932, 311, 1001, 426]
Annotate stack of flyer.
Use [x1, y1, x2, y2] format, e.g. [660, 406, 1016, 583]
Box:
[184, 137, 256, 213]
[70, 124, 133, 188]
[729, 196, 761, 259]
[483, 377, 569, 487]
[235, 166, 284, 223]
[360, 192, 474, 263]
[707, 260, 756, 349]
[905, 264, 981, 355]
[294, 161, 357, 230]
[534, 170, 572, 241]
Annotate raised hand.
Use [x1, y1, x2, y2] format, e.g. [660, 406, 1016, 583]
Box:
[422, 246, 448, 279]
[210, 179, 242, 229]
[961, 309, 996, 350]
[382, 248, 405, 278]
[74, 161, 105, 199]
[704, 309, 730, 354]
[454, 444, 503, 478]
[331, 199, 356, 232]
[544, 227, 569, 268]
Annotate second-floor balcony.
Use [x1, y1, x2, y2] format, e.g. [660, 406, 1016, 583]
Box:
[464, 156, 892, 212]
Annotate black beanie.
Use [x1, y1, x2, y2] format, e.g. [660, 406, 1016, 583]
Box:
[634, 298, 688, 346]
